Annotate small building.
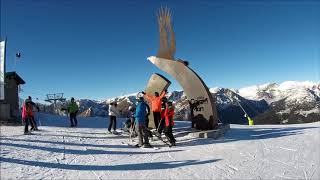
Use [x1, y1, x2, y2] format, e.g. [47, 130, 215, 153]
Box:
[0, 72, 25, 123]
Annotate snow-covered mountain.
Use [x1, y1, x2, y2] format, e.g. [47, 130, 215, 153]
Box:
[170, 88, 269, 124]
[43, 81, 320, 124]
[237, 81, 320, 124]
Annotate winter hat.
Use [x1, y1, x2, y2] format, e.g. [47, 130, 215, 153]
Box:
[136, 92, 144, 99]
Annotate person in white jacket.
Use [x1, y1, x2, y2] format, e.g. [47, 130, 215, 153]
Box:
[108, 102, 120, 134]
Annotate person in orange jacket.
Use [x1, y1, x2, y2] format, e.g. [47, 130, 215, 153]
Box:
[141, 90, 167, 131]
[164, 101, 176, 146]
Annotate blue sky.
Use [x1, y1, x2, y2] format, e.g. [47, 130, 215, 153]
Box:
[1, 0, 319, 102]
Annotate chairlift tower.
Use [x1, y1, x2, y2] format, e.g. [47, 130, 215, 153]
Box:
[45, 93, 66, 113]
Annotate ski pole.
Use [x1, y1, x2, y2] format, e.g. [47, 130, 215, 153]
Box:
[129, 121, 136, 143]
[156, 117, 164, 133]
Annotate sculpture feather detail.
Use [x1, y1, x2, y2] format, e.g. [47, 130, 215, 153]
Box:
[157, 7, 176, 60]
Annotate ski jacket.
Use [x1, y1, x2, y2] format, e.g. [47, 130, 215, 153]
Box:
[24, 99, 39, 117]
[108, 104, 119, 117]
[134, 101, 148, 123]
[67, 102, 79, 114]
[25, 100, 37, 117]
[22, 104, 29, 120]
[144, 91, 166, 112]
[164, 107, 175, 127]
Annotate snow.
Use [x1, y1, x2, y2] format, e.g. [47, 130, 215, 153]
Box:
[278, 81, 317, 91]
[209, 87, 221, 94]
[238, 81, 320, 105]
[1, 114, 320, 179]
[296, 108, 320, 117]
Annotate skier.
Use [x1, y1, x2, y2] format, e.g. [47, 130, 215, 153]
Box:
[141, 90, 167, 132]
[25, 96, 40, 131]
[155, 97, 167, 139]
[108, 101, 120, 134]
[22, 100, 33, 134]
[134, 96, 152, 148]
[164, 101, 176, 146]
[67, 97, 79, 127]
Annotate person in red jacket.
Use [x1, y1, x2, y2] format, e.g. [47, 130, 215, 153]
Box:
[142, 90, 167, 131]
[164, 101, 176, 146]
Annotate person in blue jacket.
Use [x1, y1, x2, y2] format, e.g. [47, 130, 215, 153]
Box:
[134, 96, 152, 148]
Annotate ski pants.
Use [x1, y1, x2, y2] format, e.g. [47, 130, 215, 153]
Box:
[70, 113, 78, 126]
[158, 118, 165, 134]
[164, 126, 176, 143]
[23, 117, 32, 133]
[108, 115, 117, 131]
[29, 115, 37, 130]
[153, 112, 161, 129]
[135, 121, 149, 146]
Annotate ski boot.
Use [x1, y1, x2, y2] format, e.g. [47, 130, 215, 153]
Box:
[135, 144, 142, 148]
[142, 143, 152, 148]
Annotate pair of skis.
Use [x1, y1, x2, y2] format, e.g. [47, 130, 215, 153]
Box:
[123, 122, 161, 149]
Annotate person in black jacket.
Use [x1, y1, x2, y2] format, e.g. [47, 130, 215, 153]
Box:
[25, 96, 40, 131]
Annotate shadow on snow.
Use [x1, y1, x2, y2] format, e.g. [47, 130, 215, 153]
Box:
[176, 125, 320, 147]
[0, 157, 220, 171]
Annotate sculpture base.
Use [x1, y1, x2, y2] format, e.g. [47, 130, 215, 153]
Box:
[188, 124, 230, 139]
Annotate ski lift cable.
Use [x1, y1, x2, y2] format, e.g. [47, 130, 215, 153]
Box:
[232, 90, 261, 116]
[225, 90, 248, 116]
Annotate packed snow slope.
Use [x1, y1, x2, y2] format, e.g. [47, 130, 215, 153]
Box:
[1, 113, 319, 179]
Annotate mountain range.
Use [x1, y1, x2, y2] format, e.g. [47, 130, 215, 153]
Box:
[42, 81, 320, 124]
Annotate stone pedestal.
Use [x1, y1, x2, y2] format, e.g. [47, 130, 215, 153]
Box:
[188, 124, 230, 139]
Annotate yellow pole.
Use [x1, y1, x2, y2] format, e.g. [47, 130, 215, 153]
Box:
[247, 116, 254, 126]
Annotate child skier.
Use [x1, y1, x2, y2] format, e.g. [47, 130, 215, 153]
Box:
[164, 101, 176, 146]
[134, 97, 152, 148]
